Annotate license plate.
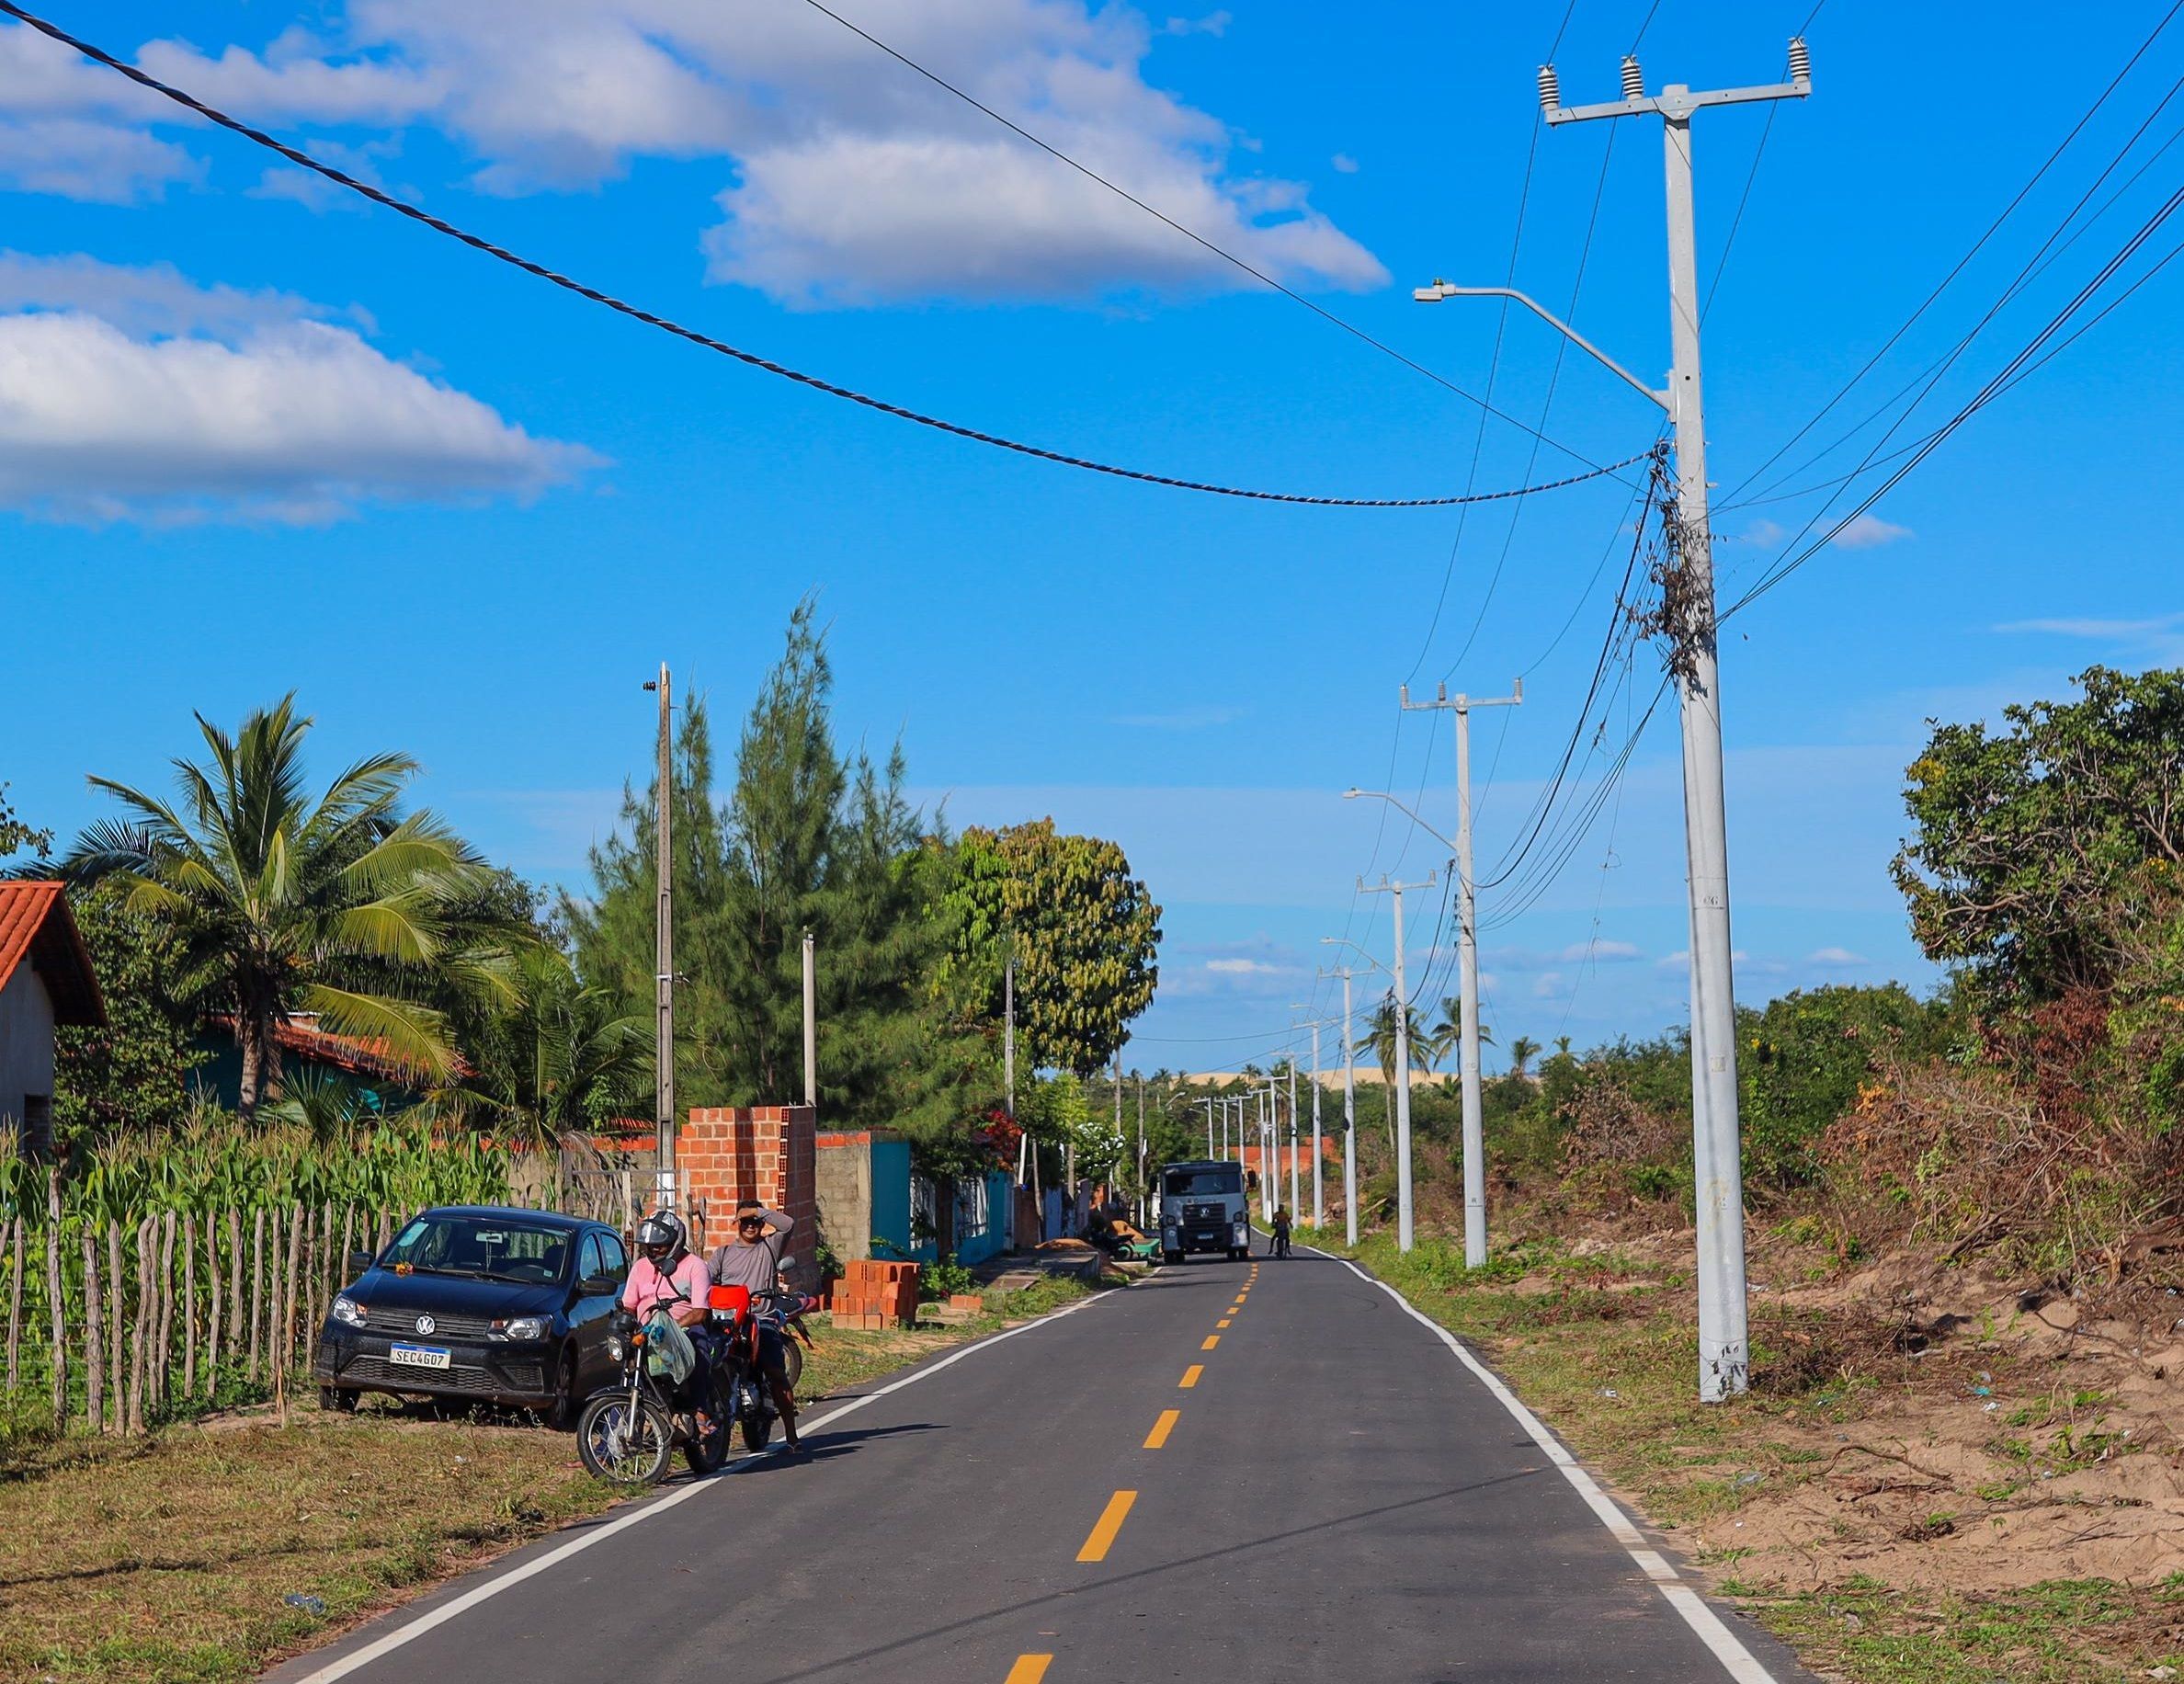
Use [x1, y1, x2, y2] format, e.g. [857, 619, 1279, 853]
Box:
[388, 1343, 452, 1371]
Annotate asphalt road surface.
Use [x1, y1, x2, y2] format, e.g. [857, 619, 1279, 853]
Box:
[268, 1241, 1816, 1684]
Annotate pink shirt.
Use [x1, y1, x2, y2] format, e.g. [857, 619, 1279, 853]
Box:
[621, 1253, 710, 1320]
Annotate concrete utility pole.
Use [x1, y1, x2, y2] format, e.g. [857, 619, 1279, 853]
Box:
[1007, 952, 1024, 1187]
[1282, 1027, 1302, 1223]
[801, 928, 817, 1110]
[1400, 682, 1523, 1268]
[1320, 944, 1384, 1249]
[1113, 1046, 1124, 1214]
[1357, 873, 1435, 1252]
[1136, 1077, 1146, 1227]
[1310, 1019, 1324, 1229]
[1202, 1098, 1214, 1157]
[1416, 38, 1812, 1398]
[642, 665, 675, 1215]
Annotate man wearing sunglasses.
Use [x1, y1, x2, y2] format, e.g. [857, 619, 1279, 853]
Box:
[707, 1200, 802, 1453]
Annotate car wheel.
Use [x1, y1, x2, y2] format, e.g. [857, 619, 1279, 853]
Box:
[1161, 1249, 1183, 1265]
[318, 1384, 358, 1414]
[546, 1349, 579, 1431]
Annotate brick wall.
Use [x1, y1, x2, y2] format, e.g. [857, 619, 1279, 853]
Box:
[678, 1104, 817, 1285]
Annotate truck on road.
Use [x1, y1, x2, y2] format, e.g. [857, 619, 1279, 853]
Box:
[1156, 1160, 1251, 1263]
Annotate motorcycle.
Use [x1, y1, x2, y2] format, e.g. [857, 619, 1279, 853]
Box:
[574, 1305, 729, 1485]
[711, 1283, 816, 1452]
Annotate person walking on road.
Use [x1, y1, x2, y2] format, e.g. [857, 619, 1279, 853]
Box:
[1271, 1205, 1292, 1259]
[708, 1200, 804, 1453]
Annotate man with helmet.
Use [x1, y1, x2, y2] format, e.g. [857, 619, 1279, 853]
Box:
[620, 1210, 719, 1428]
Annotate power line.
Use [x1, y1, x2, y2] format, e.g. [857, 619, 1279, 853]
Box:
[791, 0, 1612, 472]
[1, 0, 1653, 511]
[1719, 0, 2184, 509]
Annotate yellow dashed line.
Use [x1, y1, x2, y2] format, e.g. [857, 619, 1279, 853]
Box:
[1201, 1335, 1220, 1350]
[1144, 1409, 1180, 1449]
[1004, 1656, 1052, 1684]
[1217, 1317, 1232, 1328]
[1076, 1490, 1137, 1562]
[1179, 1365, 1203, 1388]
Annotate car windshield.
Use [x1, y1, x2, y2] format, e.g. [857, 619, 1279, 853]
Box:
[381, 1215, 573, 1283]
[1165, 1167, 1241, 1199]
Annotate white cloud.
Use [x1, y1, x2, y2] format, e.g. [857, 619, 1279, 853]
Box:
[1532, 971, 1565, 998]
[1159, 12, 1233, 36]
[1206, 957, 1279, 975]
[0, 256, 597, 523]
[1330, 152, 1359, 174]
[1995, 612, 2183, 640]
[1805, 946, 1870, 968]
[1831, 512, 1912, 549]
[0, 118, 199, 203]
[1485, 938, 1643, 970]
[54, 6, 1383, 304]
[1735, 517, 1786, 546]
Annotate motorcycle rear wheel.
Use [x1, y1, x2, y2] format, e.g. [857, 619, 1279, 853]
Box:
[781, 1337, 804, 1394]
[576, 1393, 674, 1486]
[685, 1402, 729, 1475]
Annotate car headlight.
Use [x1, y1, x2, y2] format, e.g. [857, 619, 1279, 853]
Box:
[1233, 1218, 1248, 1239]
[491, 1315, 552, 1341]
[330, 1295, 367, 1328]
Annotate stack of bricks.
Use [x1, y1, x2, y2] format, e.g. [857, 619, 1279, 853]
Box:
[677, 1104, 818, 1284]
[830, 1258, 919, 1330]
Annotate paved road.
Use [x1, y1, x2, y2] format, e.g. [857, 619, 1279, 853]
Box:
[269, 1242, 1815, 1684]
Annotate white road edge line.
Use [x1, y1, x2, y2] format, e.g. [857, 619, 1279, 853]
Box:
[1314, 1247, 1780, 1684]
[284, 1284, 1121, 1684]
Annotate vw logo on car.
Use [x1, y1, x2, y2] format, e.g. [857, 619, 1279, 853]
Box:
[415, 1314, 436, 1336]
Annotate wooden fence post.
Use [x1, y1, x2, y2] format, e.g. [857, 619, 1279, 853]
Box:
[128, 1216, 152, 1435]
[154, 1212, 176, 1416]
[6, 1214, 21, 1392]
[106, 1222, 123, 1422]
[203, 1214, 222, 1399]
[226, 1207, 243, 1370]
[247, 1208, 265, 1383]
[78, 1228, 101, 1434]
[45, 1169, 64, 1425]
[283, 1202, 303, 1385]
[181, 1212, 198, 1399]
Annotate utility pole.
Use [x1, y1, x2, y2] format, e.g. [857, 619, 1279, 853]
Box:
[1136, 1076, 1146, 1227]
[642, 665, 675, 1216]
[1113, 1045, 1124, 1218]
[1007, 952, 1023, 1187]
[1357, 873, 1434, 1252]
[1310, 1019, 1324, 1229]
[801, 928, 817, 1110]
[1416, 39, 1811, 1397]
[1284, 1037, 1301, 1223]
[1403, 680, 1523, 1268]
[1340, 975, 1356, 1246]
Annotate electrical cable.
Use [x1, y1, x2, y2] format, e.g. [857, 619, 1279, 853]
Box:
[1728, 169, 2184, 614]
[792, 0, 1611, 473]
[1718, 0, 2184, 509]
[0, 0, 1653, 511]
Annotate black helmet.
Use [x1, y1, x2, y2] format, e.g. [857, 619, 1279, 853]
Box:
[635, 1210, 687, 1262]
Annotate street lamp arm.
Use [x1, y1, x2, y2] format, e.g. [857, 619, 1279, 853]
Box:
[1411, 283, 1669, 412]
[1344, 787, 1458, 853]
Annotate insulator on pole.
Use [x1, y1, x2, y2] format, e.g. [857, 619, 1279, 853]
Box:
[1787, 37, 1812, 84]
[1620, 55, 1645, 100]
[1537, 63, 1562, 113]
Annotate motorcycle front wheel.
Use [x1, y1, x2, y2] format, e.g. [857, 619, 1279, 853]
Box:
[740, 1406, 775, 1453]
[576, 1392, 674, 1486]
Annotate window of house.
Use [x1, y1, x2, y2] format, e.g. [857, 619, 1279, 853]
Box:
[19, 1095, 51, 1160]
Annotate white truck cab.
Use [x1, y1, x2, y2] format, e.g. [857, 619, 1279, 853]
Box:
[1158, 1160, 1251, 1263]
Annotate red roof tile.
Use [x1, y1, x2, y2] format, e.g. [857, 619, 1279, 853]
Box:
[0, 881, 106, 1027]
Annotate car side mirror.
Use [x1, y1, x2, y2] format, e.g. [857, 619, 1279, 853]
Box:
[577, 1271, 621, 1298]
[347, 1249, 376, 1276]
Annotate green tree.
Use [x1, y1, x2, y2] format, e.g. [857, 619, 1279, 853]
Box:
[947, 818, 1161, 1076]
[1423, 996, 1492, 1072]
[0, 782, 51, 864]
[1894, 664, 2184, 1003]
[1507, 1035, 1541, 1079]
[53, 884, 206, 1144]
[60, 696, 521, 1121]
[1356, 994, 1433, 1145]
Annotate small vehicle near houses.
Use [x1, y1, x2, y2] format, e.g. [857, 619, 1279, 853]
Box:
[314, 1205, 631, 1427]
[1157, 1160, 1251, 1263]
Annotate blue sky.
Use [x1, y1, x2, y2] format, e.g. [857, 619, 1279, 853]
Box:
[5, 0, 2180, 1076]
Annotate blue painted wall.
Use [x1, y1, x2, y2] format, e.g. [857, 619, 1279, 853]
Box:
[870, 1137, 914, 1257]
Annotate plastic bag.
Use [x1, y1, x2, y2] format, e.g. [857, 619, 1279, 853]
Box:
[643, 1310, 696, 1384]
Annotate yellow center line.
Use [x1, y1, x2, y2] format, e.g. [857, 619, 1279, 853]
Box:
[1004, 1656, 1053, 1684]
[1179, 1364, 1203, 1388]
[1217, 1317, 1232, 1328]
[1143, 1408, 1180, 1449]
[1201, 1334, 1220, 1350]
[1076, 1490, 1137, 1563]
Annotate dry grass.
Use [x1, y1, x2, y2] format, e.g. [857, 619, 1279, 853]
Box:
[0, 1273, 1096, 1684]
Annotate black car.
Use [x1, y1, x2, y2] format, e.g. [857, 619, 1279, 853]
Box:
[314, 1205, 630, 1427]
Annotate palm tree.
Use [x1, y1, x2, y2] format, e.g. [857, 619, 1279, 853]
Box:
[461, 947, 652, 1147]
[62, 696, 519, 1122]
[1507, 1035, 1542, 1079]
[1357, 993, 1434, 1088]
[1425, 996, 1493, 1072]
[1553, 1035, 1574, 1059]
